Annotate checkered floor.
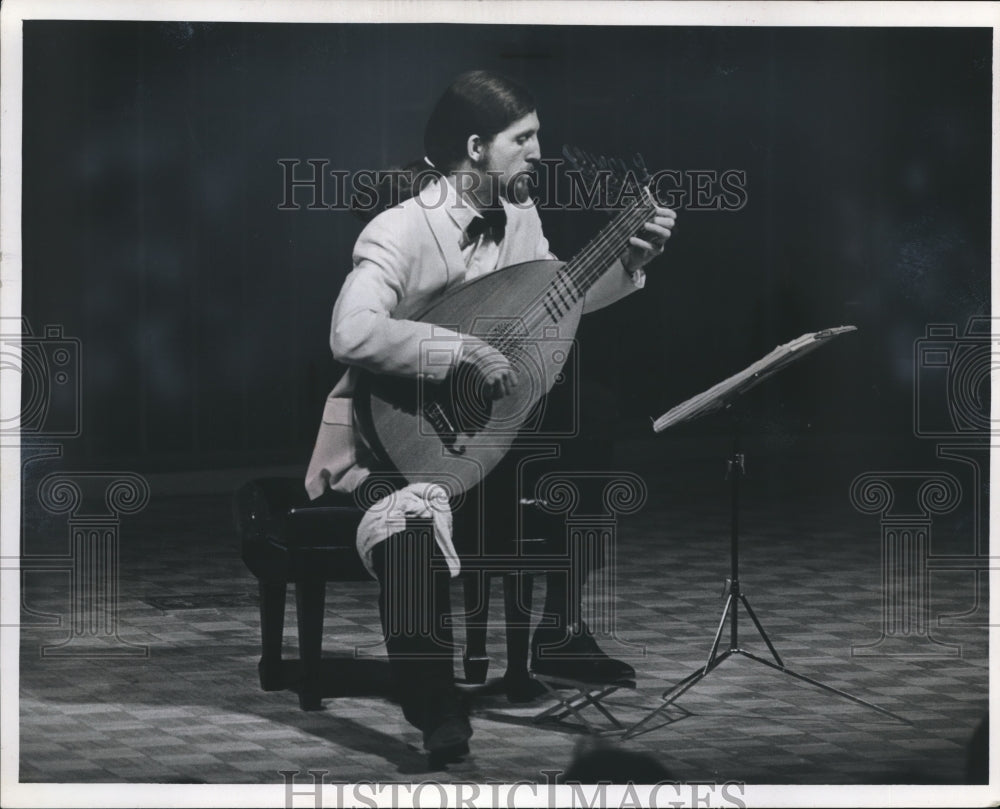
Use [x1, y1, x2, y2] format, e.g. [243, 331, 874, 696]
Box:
[16, 441, 990, 787]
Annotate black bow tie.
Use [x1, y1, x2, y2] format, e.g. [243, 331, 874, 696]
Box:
[464, 206, 507, 245]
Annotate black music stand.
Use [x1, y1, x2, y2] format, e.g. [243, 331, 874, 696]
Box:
[623, 326, 908, 739]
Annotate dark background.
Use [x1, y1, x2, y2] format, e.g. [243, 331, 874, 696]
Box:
[20, 22, 992, 474]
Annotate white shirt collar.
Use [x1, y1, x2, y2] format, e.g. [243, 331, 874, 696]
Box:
[435, 176, 509, 235]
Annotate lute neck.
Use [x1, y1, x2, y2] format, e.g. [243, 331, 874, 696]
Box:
[529, 184, 656, 328]
[563, 185, 657, 297]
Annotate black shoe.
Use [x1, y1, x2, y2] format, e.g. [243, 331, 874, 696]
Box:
[530, 622, 636, 684]
[421, 691, 473, 763]
[424, 712, 472, 749]
[427, 737, 470, 769]
[502, 670, 549, 704]
[424, 715, 472, 768]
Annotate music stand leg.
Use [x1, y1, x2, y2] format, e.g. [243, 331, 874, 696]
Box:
[703, 593, 734, 673]
[736, 650, 907, 722]
[737, 592, 783, 667]
[624, 424, 909, 741]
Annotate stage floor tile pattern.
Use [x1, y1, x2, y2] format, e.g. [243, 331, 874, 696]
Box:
[17, 452, 990, 787]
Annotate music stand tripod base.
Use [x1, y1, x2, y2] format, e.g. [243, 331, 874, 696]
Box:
[623, 578, 909, 740]
[626, 327, 909, 741]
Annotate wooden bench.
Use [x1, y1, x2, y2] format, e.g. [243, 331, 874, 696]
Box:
[234, 477, 561, 710]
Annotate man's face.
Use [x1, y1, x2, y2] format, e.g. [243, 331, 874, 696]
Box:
[482, 111, 541, 203]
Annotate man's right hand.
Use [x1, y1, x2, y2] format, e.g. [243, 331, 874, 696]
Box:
[457, 340, 519, 400]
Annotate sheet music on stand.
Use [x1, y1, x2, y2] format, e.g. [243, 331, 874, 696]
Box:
[652, 326, 857, 432]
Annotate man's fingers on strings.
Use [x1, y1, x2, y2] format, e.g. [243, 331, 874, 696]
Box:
[629, 235, 661, 253]
[642, 221, 673, 242]
[650, 206, 677, 227]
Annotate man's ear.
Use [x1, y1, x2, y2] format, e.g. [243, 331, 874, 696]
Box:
[466, 134, 485, 164]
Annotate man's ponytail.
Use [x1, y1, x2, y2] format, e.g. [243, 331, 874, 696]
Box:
[351, 69, 534, 222]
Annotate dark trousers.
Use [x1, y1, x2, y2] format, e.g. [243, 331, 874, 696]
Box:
[370, 532, 457, 729]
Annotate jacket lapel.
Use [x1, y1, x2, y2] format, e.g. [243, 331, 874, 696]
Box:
[421, 182, 465, 289]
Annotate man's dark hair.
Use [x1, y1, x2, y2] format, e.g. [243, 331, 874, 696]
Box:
[424, 69, 536, 173]
[352, 69, 536, 222]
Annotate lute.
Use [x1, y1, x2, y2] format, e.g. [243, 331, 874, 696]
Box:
[354, 148, 663, 494]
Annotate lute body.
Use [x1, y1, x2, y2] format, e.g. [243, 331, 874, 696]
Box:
[354, 259, 581, 494]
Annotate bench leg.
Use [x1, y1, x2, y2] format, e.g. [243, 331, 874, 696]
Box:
[258, 581, 287, 691]
[503, 572, 534, 679]
[295, 579, 326, 711]
[501, 571, 547, 702]
[462, 572, 491, 683]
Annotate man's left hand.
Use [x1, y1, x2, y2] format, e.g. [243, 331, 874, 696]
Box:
[623, 205, 676, 273]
